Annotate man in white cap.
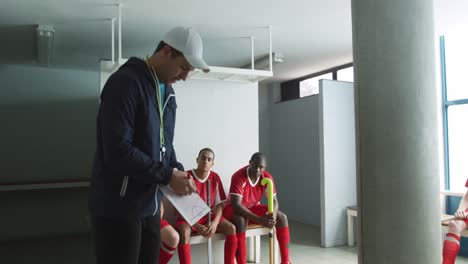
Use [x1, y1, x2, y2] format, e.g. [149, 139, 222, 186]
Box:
[90, 26, 209, 264]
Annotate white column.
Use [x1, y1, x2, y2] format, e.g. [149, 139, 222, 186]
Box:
[351, 0, 442, 263]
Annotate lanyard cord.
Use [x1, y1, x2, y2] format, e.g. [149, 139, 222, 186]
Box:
[145, 59, 164, 147]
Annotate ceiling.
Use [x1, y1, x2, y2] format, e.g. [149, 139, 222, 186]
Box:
[0, 0, 466, 82]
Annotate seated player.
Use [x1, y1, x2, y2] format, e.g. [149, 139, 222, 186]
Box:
[176, 148, 237, 264]
[442, 180, 468, 264]
[224, 152, 291, 264]
[159, 201, 179, 264]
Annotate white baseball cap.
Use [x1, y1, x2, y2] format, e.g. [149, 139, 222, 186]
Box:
[162, 27, 210, 73]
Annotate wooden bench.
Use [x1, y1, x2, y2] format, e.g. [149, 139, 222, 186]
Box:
[189, 223, 279, 263]
[346, 190, 468, 246]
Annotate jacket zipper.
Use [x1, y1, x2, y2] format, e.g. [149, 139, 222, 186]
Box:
[163, 94, 175, 112]
[120, 176, 129, 197]
[153, 185, 160, 215]
[152, 94, 174, 215]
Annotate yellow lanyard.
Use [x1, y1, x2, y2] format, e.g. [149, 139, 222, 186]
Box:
[145, 59, 165, 147]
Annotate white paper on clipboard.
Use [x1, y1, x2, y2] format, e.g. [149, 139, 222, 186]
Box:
[160, 185, 210, 226]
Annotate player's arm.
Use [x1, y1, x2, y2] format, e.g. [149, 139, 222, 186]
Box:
[206, 176, 227, 237]
[231, 195, 274, 227]
[455, 189, 468, 219]
[212, 176, 227, 227]
[205, 203, 223, 238]
[212, 203, 223, 226]
[160, 201, 164, 219]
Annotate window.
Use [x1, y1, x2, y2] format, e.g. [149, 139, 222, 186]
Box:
[281, 63, 353, 101]
[441, 32, 468, 192]
[445, 35, 468, 101]
[337, 67, 354, 82]
[299, 73, 333, 97]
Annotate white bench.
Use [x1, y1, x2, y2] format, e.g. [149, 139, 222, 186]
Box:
[346, 190, 468, 246]
[162, 194, 280, 264]
[346, 206, 358, 246]
[189, 223, 280, 263]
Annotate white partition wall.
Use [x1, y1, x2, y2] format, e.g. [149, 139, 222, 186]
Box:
[319, 79, 357, 247]
[173, 79, 259, 264]
[173, 79, 259, 191]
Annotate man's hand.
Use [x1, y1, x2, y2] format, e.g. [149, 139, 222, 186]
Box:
[257, 215, 276, 228]
[267, 211, 277, 222]
[455, 209, 468, 220]
[194, 223, 209, 236]
[169, 170, 197, 195]
[205, 222, 218, 238]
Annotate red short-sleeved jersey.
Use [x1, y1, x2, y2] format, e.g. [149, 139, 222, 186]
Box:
[229, 165, 276, 209]
[188, 169, 226, 211]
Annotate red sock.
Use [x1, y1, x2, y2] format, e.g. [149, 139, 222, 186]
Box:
[159, 242, 177, 264]
[224, 234, 237, 264]
[236, 232, 246, 264]
[276, 226, 291, 264]
[443, 233, 461, 264]
[178, 243, 191, 264]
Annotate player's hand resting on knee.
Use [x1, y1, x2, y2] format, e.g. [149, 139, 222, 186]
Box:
[455, 209, 468, 220]
[194, 223, 209, 236]
[258, 215, 276, 228]
[267, 212, 277, 222]
[205, 222, 218, 238]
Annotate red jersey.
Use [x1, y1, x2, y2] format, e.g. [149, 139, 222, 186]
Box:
[229, 165, 277, 209]
[188, 170, 226, 211]
[465, 178, 468, 187]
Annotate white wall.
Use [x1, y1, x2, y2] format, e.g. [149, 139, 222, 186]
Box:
[169, 79, 260, 264]
[174, 79, 259, 193]
[319, 79, 356, 247]
[259, 82, 321, 226]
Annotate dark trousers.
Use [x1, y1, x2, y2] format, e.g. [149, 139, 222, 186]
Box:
[92, 214, 161, 264]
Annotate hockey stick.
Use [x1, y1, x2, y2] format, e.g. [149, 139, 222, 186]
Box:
[261, 178, 275, 264]
[207, 179, 213, 264]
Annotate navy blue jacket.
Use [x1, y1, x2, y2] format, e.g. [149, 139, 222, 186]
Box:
[90, 57, 184, 219]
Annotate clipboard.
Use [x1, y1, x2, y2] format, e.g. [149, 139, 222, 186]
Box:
[160, 185, 210, 226]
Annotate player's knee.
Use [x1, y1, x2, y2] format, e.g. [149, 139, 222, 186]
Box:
[177, 225, 192, 244]
[449, 219, 466, 233]
[276, 211, 288, 226]
[225, 222, 236, 235]
[167, 230, 180, 247]
[232, 215, 247, 231]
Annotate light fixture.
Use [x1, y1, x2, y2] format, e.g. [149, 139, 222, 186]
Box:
[36, 25, 55, 66]
[242, 52, 284, 71]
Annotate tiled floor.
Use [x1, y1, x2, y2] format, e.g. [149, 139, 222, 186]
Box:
[1, 220, 468, 264]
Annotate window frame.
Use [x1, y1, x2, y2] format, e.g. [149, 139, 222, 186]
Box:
[280, 62, 353, 102]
